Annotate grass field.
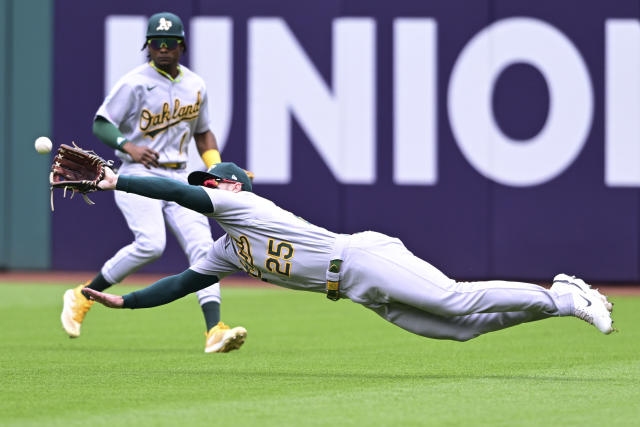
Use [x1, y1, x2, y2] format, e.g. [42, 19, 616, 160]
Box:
[1, 282, 639, 426]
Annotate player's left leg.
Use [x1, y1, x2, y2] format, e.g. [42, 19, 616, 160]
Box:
[61, 192, 167, 338]
[366, 302, 549, 341]
[164, 201, 247, 353]
[60, 280, 94, 338]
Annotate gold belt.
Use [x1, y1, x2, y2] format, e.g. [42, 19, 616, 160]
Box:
[326, 235, 349, 301]
[326, 259, 342, 301]
[157, 162, 187, 170]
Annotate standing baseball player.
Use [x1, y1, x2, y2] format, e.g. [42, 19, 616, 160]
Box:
[60, 12, 246, 353]
[83, 163, 615, 343]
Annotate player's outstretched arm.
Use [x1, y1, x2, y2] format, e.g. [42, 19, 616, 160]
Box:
[99, 173, 214, 214]
[85, 269, 221, 310]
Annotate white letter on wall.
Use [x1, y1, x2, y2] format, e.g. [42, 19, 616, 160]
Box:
[248, 18, 376, 183]
[448, 17, 593, 186]
[191, 17, 233, 152]
[605, 19, 640, 187]
[104, 16, 147, 96]
[393, 18, 437, 185]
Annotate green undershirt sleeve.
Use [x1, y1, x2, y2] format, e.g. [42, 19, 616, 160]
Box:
[116, 175, 214, 214]
[93, 117, 128, 152]
[122, 269, 220, 309]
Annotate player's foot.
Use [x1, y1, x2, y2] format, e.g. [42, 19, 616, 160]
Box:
[551, 274, 613, 312]
[551, 274, 615, 334]
[205, 321, 247, 353]
[61, 282, 94, 338]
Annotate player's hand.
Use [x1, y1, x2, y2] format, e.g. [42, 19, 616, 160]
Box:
[97, 166, 118, 191]
[82, 288, 125, 308]
[123, 143, 160, 169]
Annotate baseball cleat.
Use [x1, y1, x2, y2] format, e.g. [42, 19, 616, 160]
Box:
[205, 321, 247, 353]
[551, 274, 613, 312]
[60, 282, 94, 338]
[551, 274, 615, 334]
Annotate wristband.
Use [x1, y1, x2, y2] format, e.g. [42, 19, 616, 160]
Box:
[201, 149, 221, 168]
[116, 137, 129, 152]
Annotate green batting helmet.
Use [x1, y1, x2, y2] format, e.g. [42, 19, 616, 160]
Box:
[146, 12, 185, 39]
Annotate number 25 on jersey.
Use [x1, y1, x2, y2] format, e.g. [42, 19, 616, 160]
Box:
[266, 239, 294, 277]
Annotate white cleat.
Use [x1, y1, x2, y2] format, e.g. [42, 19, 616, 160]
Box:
[205, 322, 247, 353]
[552, 274, 615, 334]
[551, 274, 613, 312]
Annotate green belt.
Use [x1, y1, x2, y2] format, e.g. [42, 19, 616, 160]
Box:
[326, 259, 342, 301]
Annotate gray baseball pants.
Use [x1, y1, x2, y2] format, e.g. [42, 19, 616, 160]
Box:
[340, 231, 574, 341]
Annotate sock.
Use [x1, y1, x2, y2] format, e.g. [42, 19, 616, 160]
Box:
[85, 272, 113, 292]
[201, 301, 221, 331]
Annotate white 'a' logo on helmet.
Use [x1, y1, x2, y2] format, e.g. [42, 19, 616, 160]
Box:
[156, 17, 173, 31]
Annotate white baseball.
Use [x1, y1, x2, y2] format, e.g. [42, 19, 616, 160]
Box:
[35, 136, 53, 154]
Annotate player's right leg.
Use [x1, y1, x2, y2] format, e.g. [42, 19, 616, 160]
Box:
[60, 192, 167, 338]
[165, 200, 247, 353]
[342, 231, 572, 318]
[341, 231, 614, 336]
[100, 191, 168, 284]
[368, 284, 613, 341]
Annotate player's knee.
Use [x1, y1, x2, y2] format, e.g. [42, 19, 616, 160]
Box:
[429, 291, 471, 317]
[186, 240, 213, 263]
[134, 239, 165, 261]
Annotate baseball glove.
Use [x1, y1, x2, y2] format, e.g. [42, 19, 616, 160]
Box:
[49, 142, 113, 211]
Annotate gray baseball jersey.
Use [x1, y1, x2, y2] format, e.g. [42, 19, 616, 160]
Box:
[96, 62, 210, 163]
[192, 189, 337, 293]
[191, 188, 575, 341]
[95, 62, 220, 306]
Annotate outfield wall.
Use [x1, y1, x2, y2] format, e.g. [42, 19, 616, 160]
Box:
[0, 0, 52, 270]
[41, 0, 640, 281]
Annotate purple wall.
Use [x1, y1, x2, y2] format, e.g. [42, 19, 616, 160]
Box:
[53, 0, 640, 282]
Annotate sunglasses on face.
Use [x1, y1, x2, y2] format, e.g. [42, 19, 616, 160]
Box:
[203, 177, 238, 188]
[147, 38, 182, 50]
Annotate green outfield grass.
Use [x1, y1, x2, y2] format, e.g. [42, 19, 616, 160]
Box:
[1, 282, 639, 426]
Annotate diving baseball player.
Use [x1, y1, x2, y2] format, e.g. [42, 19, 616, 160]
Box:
[84, 163, 615, 342]
[60, 12, 246, 353]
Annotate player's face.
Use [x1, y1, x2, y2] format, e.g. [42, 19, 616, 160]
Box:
[217, 182, 243, 193]
[203, 177, 243, 193]
[147, 38, 183, 68]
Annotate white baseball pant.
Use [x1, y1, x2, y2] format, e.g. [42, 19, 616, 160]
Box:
[339, 231, 574, 341]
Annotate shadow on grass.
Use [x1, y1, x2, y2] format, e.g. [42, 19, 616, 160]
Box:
[145, 369, 623, 383]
